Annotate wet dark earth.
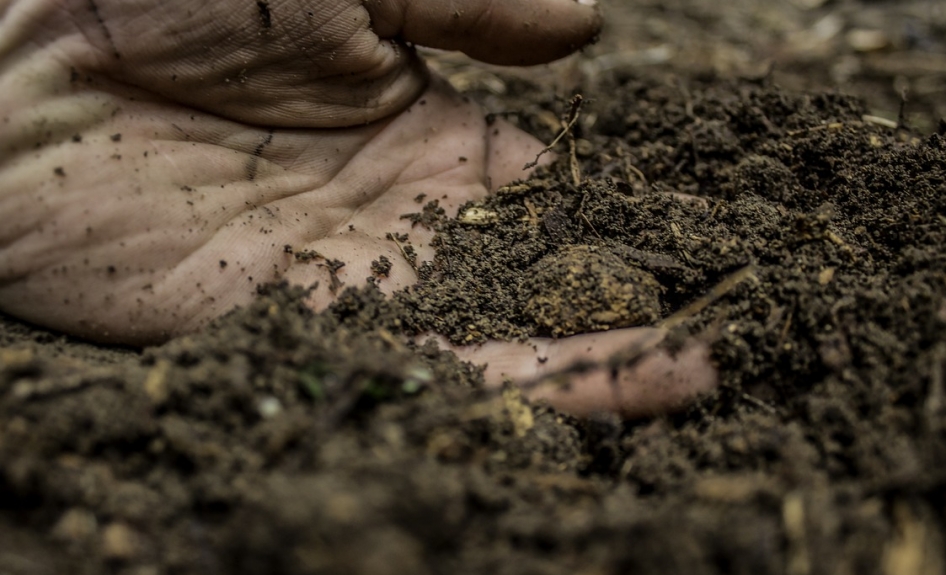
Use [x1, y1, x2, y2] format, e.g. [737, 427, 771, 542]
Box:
[2, 1, 946, 574]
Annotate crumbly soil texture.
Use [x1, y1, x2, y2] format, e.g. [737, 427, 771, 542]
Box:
[4, 3, 946, 575]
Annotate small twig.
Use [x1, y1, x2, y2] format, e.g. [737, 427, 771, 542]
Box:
[862, 115, 898, 130]
[783, 492, 811, 575]
[659, 265, 757, 330]
[776, 307, 794, 351]
[579, 212, 602, 241]
[385, 233, 418, 272]
[624, 162, 647, 186]
[577, 193, 602, 240]
[897, 88, 909, 130]
[567, 133, 581, 186]
[925, 342, 946, 432]
[786, 122, 844, 136]
[823, 230, 857, 261]
[742, 393, 776, 414]
[523, 95, 584, 171]
[523, 198, 540, 226]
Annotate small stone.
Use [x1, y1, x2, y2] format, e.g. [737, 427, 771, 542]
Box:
[405, 366, 433, 384]
[846, 29, 889, 52]
[257, 396, 283, 419]
[576, 138, 595, 157]
[143, 360, 170, 405]
[457, 206, 499, 226]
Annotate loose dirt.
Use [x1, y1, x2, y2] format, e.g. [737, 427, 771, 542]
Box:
[3, 1, 946, 574]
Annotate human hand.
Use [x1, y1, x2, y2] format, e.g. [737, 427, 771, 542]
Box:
[0, 0, 716, 416]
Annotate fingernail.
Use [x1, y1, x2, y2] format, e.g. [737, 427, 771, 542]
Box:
[577, 0, 597, 5]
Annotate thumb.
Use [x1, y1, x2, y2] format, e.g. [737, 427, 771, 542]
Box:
[365, 0, 601, 66]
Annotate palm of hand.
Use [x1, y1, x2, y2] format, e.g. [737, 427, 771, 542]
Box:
[0, 0, 715, 416]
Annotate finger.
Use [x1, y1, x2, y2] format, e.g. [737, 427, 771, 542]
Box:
[365, 0, 602, 66]
[444, 329, 718, 418]
[59, 0, 431, 129]
[528, 339, 717, 418]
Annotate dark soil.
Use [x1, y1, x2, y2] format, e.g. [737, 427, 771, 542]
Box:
[3, 1, 946, 574]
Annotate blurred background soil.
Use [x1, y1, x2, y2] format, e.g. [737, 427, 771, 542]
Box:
[431, 0, 945, 132]
[2, 1, 946, 575]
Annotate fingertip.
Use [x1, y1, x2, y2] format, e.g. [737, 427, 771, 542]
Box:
[368, 0, 602, 67]
[446, 328, 717, 419]
[470, 0, 603, 65]
[526, 338, 718, 419]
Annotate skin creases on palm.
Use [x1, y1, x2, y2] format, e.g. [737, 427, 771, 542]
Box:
[0, 73, 535, 341]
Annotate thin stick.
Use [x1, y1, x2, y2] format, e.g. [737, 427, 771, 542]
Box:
[659, 265, 757, 330]
[523, 95, 584, 170]
[386, 233, 418, 272]
[512, 266, 755, 396]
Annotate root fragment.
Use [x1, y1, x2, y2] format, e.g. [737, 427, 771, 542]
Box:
[660, 265, 757, 330]
[524, 95, 584, 176]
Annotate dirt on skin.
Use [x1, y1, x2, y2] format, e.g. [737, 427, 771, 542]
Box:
[3, 1, 946, 575]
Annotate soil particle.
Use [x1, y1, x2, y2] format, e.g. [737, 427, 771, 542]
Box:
[371, 255, 393, 278]
[256, 0, 272, 29]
